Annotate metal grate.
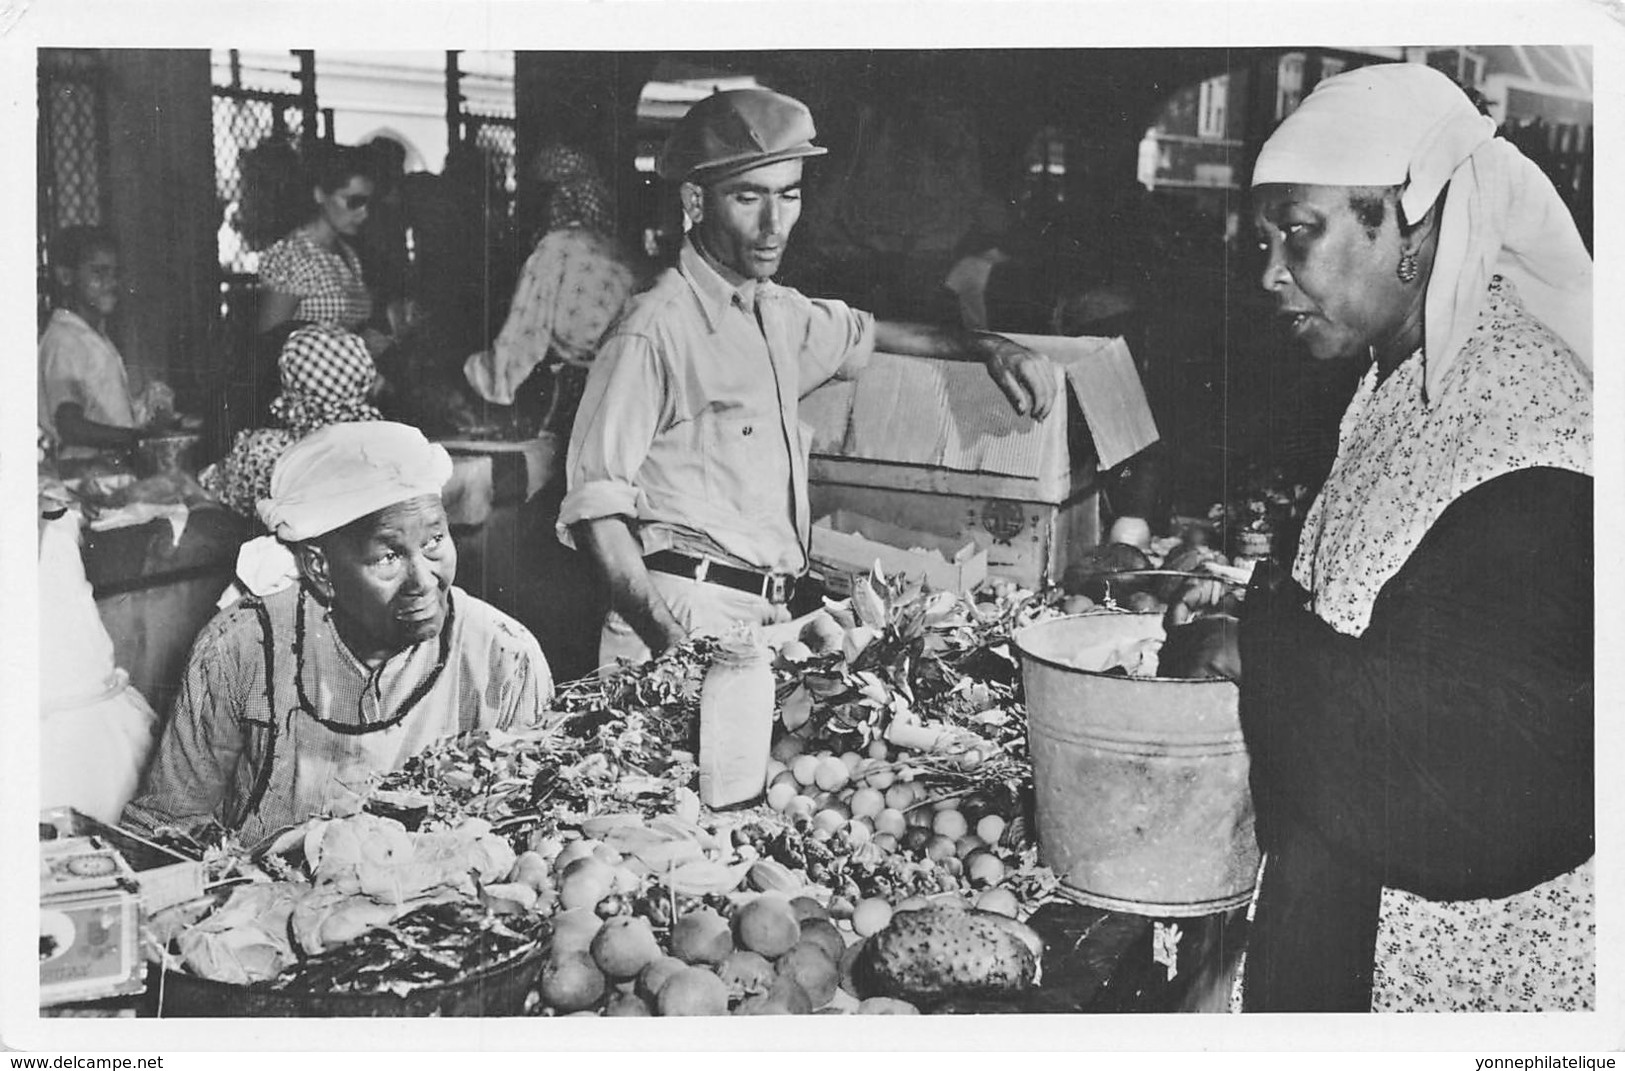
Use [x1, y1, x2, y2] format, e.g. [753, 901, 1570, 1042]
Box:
[467, 114, 517, 199]
[212, 88, 308, 273]
[38, 49, 109, 308]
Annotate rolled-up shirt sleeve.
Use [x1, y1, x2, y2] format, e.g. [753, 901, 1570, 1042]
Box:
[796, 298, 876, 395]
[556, 332, 668, 547]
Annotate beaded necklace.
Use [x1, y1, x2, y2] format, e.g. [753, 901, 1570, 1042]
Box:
[289, 585, 455, 735]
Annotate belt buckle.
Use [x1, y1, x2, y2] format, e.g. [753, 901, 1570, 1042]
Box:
[764, 573, 791, 605]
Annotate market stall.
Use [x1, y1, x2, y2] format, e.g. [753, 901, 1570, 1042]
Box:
[42, 548, 1257, 1018]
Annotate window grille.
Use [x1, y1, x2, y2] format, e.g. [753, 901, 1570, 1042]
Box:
[37, 49, 110, 315]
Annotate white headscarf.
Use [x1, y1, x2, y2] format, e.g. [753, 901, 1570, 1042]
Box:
[259, 421, 453, 541]
[1252, 63, 1592, 405]
[227, 422, 454, 603]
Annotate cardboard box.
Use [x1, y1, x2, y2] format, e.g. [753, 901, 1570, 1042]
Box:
[41, 807, 205, 914]
[811, 509, 988, 595]
[40, 888, 144, 1007]
[802, 334, 1160, 590]
[39, 834, 145, 1007]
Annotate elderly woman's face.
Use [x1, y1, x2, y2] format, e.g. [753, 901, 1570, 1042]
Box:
[1253, 183, 1413, 361]
[317, 494, 456, 662]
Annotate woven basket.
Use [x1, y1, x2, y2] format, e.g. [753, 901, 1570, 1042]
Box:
[147, 941, 547, 1018]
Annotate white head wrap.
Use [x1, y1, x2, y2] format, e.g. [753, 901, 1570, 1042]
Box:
[1252, 63, 1591, 404]
[259, 421, 453, 541]
[224, 423, 454, 605]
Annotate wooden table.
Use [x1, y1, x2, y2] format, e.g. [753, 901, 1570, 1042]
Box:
[83, 506, 246, 716]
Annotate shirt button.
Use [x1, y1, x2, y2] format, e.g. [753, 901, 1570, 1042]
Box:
[743, 426, 754, 436]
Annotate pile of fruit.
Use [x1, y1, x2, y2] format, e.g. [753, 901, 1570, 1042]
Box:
[150, 574, 1070, 1014]
[528, 880, 1043, 1016]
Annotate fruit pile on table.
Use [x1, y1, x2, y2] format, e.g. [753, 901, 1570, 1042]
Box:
[147, 572, 1113, 1016]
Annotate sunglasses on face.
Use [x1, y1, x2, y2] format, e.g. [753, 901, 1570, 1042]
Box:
[341, 193, 371, 211]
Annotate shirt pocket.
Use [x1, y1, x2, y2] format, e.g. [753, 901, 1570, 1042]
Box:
[702, 410, 785, 522]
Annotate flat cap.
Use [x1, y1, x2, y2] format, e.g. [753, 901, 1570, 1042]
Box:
[658, 88, 827, 183]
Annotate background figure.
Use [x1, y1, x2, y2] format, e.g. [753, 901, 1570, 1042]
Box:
[358, 135, 413, 321]
[39, 226, 175, 462]
[38, 496, 159, 824]
[252, 145, 393, 425]
[201, 324, 383, 524]
[463, 143, 637, 436]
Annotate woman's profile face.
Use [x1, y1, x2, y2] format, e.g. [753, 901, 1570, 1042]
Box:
[1253, 183, 1414, 362]
[316, 175, 375, 238]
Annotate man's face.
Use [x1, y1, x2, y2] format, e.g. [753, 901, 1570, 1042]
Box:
[307, 494, 457, 663]
[689, 158, 804, 283]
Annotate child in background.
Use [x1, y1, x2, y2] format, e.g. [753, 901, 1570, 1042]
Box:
[38, 226, 173, 461]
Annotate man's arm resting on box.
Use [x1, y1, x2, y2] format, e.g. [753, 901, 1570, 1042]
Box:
[872, 321, 1056, 420]
[572, 515, 689, 658]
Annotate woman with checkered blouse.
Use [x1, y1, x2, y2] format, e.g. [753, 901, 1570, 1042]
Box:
[256, 145, 393, 359]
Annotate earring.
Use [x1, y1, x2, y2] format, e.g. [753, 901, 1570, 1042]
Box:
[1396, 250, 1419, 284]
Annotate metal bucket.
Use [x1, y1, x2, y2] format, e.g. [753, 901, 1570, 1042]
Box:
[1014, 611, 1258, 917]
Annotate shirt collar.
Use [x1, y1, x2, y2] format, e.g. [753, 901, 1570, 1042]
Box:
[679, 236, 776, 333]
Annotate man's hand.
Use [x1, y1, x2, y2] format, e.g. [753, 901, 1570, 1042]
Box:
[976, 333, 1057, 420]
[871, 321, 1056, 420]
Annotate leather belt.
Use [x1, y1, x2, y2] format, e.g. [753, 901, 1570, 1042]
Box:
[644, 550, 799, 605]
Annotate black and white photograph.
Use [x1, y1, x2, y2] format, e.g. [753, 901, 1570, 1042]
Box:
[2, 0, 1619, 1059]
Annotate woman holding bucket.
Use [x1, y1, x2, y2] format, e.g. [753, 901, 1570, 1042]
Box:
[1175, 63, 1592, 1011]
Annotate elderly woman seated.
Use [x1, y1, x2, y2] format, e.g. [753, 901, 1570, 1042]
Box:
[123, 422, 553, 843]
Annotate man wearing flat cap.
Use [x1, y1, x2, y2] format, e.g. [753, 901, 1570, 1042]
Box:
[124, 422, 552, 842]
[561, 88, 1057, 666]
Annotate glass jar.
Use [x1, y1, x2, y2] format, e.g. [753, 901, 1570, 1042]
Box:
[697, 637, 775, 809]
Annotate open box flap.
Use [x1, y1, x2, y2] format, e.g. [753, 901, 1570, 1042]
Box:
[803, 334, 1158, 476]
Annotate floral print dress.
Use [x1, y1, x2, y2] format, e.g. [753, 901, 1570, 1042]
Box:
[1291, 277, 1593, 1012]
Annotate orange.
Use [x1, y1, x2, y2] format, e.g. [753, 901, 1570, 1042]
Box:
[966, 851, 1006, 887]
[735, 975, 812, 1015]
[975, 813, 1008, 846]
[932, 808, 969, 840]
[848, 787, 885, 820]
[766, 781, 799, 812]
[773, 943, 838, 1008]
[557, 856, 616, 911]
[656, 966, 730, 1016]
[873, 808, 907, 838]
[791, 753, 822, 787]
[635, 954, 687, 1003]
[733, 894, 801, 958]
[539, 950, 607, 1013]
[670, 908, 734, 965]
[857, 996, 920, 1014]
[789, 895, 829, 923]
[715, 949, 776, 1000]
[814, 756, 850, 793]
[548, 907, 605, 956]
[590, 915, 661, 981]
[797, 918, 846, 964]
[975, 887, 1020, 918]
[850, 897, 893, 938]
[603, 989, 653, 1016]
